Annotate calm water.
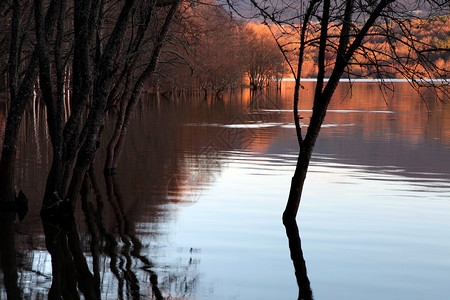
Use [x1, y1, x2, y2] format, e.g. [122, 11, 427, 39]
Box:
[1, 82, 450, 299]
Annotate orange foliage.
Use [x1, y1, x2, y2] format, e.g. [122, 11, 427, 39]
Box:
[249, 16, 449, 79]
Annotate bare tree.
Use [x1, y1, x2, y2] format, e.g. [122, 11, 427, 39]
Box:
[21, 0, 181, 217]
[227, 0, 450, 220]
[242, 23, 286, 89]
[104, 0, 182, 174]
[0, 0, 41, 206]
[0, 0, 184, 215]
[33, 0, 133, 214]
[190, 3, 246, 95]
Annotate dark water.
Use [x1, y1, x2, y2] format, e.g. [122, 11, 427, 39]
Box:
[1, 82, 450, 299]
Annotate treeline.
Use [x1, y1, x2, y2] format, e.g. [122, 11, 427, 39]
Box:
[260, 14, 450, 79]
[0, 2, 286, 96]
[154, 8, 450, 91]
[152, 3, 286, 93]
[154, 8, 450, 92]
[2, 3, 447, 99]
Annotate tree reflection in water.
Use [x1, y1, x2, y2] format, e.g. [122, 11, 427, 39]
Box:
[42, 218, 98, 299]
[284, 218, 314, 300]
[0, 168, 199, 298]
[3, 89, 293, 297]
[58, 166, 197, 299]
[0, 210, 21, 299]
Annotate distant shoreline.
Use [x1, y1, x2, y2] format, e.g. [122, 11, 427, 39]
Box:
[282, 78, 449, 83]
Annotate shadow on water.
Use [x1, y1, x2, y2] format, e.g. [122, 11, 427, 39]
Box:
[284, 218, 314, 300]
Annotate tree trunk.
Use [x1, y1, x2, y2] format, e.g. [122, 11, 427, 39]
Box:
[0, 54, 38, 203]
[43, 220, 79, 300]
[104, 74, 131, 174]
[39, 0, 136, 212]
[283, 0, 392, 220]
[0, 1, 38, 203]
[105, 0, 181, 173]
[283, 151, 309, 222]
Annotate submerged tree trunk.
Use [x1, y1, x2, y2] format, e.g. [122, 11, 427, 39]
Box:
[283, 152, 309, 221]
[281, 0, 321, 222]
[283, 94, 332, 221]
[38, 0, 136, 213]
[0, 48, 38, 204]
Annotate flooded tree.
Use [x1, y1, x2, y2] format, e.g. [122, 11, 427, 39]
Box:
[192, 4, 245, 95]
[228, 0, 450, 221]
[156, 5, 287, 93]
[225, 1, 450, 297]
[0, 2, 182, 296]
[0, 0, 183, 213]
[103, 1, 182, 174]
[0, 0, 38, 207]
[242, 23, 286, 89]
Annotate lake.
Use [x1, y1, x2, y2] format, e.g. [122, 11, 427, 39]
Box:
[1, 81, 450, 299]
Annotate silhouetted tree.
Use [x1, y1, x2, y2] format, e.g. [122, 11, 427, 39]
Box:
[0, 0, 39, 205]
[33, 0, 137, 214]
[228, 0, 450, 221]
[104, 0, 182, 174]
[18, 0, 181, 216]
[0, 0, 184, 213]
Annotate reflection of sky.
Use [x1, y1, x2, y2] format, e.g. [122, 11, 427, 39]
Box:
[5, 82, 450, 298]
[303, 158, 450, 300]
[160, 146, 450, 299]
[151, 81, 450, 299]
[159, 154, 295, 299]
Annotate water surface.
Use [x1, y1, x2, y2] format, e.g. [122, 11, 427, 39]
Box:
[1, 82, 450, 299]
